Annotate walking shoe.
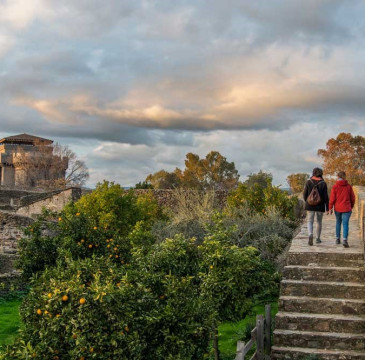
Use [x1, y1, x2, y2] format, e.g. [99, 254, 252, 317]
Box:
[316, 238, 322, 244]
[343, 240, 349, 248]
[336, 238, 341, 245]
[308, 234, 313, 246]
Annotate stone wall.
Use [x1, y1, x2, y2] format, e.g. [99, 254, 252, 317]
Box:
[15, 187, 81, 218]
[0, 212, 33, 254]
[353, 186, 365, 242]
[0, 254, 18, 273]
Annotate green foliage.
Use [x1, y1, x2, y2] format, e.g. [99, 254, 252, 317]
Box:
[3, 233, 274, 360]
[244, 170, 273, 189]
[16, 216, 59, 280]
[227, 181, 299, 221]
[222, 207, 295, 263]
[7, 179, 291, 359]
[17, 181, 165, 280]
[134, 181, 154, 189]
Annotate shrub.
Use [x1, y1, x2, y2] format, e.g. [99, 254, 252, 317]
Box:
[3, 233, 275, 360]
[227, 182, 299, 221]
[222, 206, 295, 263]
[16, 182, 164, 280]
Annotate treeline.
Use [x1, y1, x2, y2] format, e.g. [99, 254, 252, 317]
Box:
[137, 132, 365, 193]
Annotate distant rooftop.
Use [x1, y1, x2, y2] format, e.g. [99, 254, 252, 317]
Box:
[0, 133, 53, 145]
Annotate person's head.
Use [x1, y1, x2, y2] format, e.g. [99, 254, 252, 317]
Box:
[312, 168, 323, 178]
[337, 171, 346, 180]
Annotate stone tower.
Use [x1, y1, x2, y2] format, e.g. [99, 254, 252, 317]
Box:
[0, 133, 67, 188]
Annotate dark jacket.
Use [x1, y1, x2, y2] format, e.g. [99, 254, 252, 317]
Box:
[329, 179, 355, 213]
[303, 177, 329, 212]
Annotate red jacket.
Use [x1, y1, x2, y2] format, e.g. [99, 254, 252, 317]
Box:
[329, 180, 355, 213]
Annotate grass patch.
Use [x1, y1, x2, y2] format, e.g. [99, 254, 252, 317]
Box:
[0, 298, 22, 347]
[218, 302, 278, 358]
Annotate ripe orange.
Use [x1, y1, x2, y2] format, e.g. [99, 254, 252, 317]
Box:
[88, 244, 93, 249]
[76, 212, 80, 216]
[107, 245, 110, 248]
[80, 298, 86, 305]
[58, 217, 62, 222]
[80, 357, 85, 360]
[56, 314, 61, 318]
[114, 247, 117, 251]
[81, 239, 85, 243]
[48, 293, 52, 298]
[115, 255, 119, 258]
[93, 226, 98, 230]
[62, 295, 69, 302]
[36, 309, 42, 315]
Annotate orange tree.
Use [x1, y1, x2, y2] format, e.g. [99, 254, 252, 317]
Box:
[17, 181, 165, 279]
[2, 233, 274, 360]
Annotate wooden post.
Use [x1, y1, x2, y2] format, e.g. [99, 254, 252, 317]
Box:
[256, 315, 264, 360]
[265, 304, 271, 355]
[235, 341, 245, 360]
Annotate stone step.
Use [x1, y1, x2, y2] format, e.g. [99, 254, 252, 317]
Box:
[273, 329, 365, 350]
[281, 280, 365, 299]
[279, 296, 365, 316]
[275, 312, 365, 334]
[272, 346, 365, 360]
[284, 265, 365, 283]
[288, 252, 363, 267]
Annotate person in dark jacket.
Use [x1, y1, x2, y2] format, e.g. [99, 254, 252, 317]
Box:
[303, 168, 329, 246]
[329, 171, 355, 248]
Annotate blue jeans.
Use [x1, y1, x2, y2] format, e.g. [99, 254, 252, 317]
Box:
[335, 211, 352, 240]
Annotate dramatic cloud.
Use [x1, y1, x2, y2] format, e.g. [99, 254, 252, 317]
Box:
[1, 0, 365, 186]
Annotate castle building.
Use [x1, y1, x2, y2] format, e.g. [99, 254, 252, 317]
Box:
[0, 133, 67, 188]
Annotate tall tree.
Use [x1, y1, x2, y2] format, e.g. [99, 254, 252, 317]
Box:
[145, 151, 240, 190]
[318, 133, 365, 185]
[200, 151, 240, 190]
[287, 173, 309, 194]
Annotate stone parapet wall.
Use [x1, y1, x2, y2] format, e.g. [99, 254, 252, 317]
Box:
[16, 187, 81, 218]
[352, 186, 365, 242]
[0, 254, 19, 274]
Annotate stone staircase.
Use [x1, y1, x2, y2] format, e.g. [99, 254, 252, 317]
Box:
[272, 214, 365, 359]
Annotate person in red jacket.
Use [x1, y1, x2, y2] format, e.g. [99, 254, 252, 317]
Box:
[329, 171, 355, 248]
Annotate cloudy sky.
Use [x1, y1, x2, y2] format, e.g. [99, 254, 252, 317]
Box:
[1, 0, 365, 187]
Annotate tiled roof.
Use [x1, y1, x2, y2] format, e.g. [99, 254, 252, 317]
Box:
[0, 133, 53, 144]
